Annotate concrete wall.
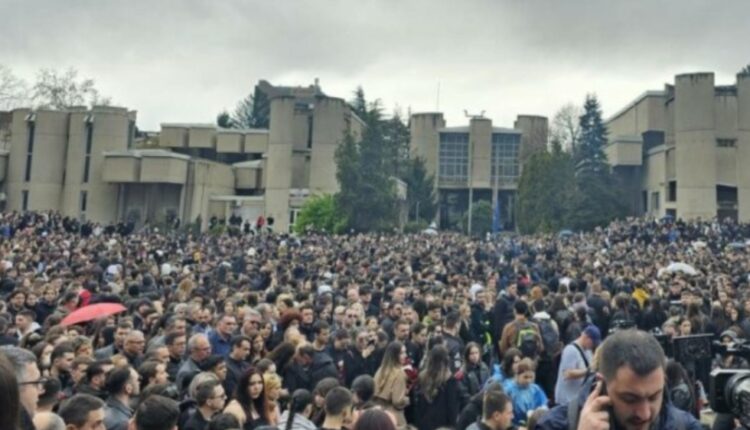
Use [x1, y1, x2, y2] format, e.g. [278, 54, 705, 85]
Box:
[737, 74, 750, 220]
[7, 109, 68, 211]
[674, 73, 717, 220]
[183, 160, 235, 228]
[469, 117, 491, 189]
[161, 126, 187, 148]
[189, 126, 215, 149]
[264, 96, 295, 232]
[62, 107, 132, 222]
[141, 156, 189, 184]
[309, 97, 346, 193]
[217, 132, 243, 153]
[514, 115, 548, 162]
[244, 132, 269, 153]
[409, 113, 444, 180]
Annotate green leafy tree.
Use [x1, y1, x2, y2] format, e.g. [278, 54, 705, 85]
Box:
[740, 64, 750, 76]
[403, 157, 437, 222]
[570, 94, 626, 230]
[517, 142, 576, 233]
[293, 194, 347, 234]
[462, 200, 493, 236]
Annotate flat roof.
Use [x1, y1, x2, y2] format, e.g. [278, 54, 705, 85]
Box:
[438, 126, 521, 134]
[102, 149, 192, 161]
[606, 90, 666, 123]
[161, 123, 216, 129]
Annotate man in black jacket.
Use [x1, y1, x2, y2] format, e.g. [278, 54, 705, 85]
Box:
[344, 329, 377, 386]
[491, 284, 517, 357]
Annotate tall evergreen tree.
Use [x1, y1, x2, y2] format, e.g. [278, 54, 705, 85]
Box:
[382, 110, 411, 178]
[403, 157, 437, 222]
[335, 125, 399, 232]
[230, 87, 270, 129]
[216, 110, 234, 128]
[571, 94, 625, 230]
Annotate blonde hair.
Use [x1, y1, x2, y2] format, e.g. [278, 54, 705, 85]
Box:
[263, 372, 282, 392]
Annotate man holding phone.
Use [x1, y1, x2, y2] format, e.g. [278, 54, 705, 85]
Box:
[537, 330, 702, 430]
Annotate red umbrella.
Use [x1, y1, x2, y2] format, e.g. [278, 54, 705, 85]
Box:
[60, 303, 127, 327]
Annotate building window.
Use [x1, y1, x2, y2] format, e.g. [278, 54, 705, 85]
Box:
[668, 181, 677, 202]
[439, 132, 469, 183]
[80, 190, 88, 214]
[83, 117, 94, 183]
[127, 120, 135, 149]
[307, 116, 314, 149]
[24, 120, 35, 182]
[21, 190, 29, 211]
[651, 192, 660, 211]
[491, 133, 520, 185]
[289, 209, 300, 233]
[717, 138, 737, 148]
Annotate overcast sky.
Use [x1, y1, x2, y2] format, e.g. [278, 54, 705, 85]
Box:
[2, 0, 749, 130]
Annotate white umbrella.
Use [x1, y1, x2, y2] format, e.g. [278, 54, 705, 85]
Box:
[665, 262, 698, 276]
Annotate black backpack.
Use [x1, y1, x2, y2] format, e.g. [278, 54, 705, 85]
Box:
[514, 321, 539, 359]
[534, 317, 561, 358]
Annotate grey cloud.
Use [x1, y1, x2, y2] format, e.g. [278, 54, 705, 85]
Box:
[1, 0, 749, 129]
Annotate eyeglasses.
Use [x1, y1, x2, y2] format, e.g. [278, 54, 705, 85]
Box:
[19, 378, 48, 388]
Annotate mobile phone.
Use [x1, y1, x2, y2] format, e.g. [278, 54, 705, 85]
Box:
[597, 381, 616, 428]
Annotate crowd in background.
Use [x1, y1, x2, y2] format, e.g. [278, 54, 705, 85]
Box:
[1, 210, 749, 430]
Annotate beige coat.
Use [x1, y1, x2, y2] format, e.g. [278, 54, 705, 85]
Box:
[373, 369, 409, 428]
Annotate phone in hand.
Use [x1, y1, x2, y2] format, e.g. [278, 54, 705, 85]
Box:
[596, 380, 617, 428]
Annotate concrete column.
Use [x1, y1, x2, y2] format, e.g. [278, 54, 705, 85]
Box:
[737, 74, 750, 221]
[469, 117, 491, 189]
[674, 73, 717, 220]
[309, 97, 346, 194]
[514, 115, 549, 163]
[409, 113, 444, 179]
[265, 96, 295, 232]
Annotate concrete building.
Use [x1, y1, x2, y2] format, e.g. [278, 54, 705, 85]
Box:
[606, 72, 750, 222]
[410, 112, 548, 229]
[1, 81, 365, 232]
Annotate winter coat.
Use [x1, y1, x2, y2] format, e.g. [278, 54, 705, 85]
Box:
[414, 376, 460, 430]
[374, 369, 410, 428]
[458, 361, 490, 407]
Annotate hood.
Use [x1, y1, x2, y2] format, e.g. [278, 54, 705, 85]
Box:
[533, 311, 552, 320]
[312, 352, 334, 367]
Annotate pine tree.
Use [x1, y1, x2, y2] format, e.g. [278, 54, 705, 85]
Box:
[571, 94, 626, 230]
[403, 157, 437, 222]
[230, 87, 270, 129]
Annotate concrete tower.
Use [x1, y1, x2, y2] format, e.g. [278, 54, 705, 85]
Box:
[674, 73, 716, 220]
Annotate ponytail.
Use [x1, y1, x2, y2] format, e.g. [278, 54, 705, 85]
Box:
[285, 396, 297, 430]
[286, 389, 313, 430]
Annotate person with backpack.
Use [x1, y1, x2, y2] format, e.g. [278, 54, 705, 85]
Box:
[553, 326, 600, 406]
[531, 299, 561, 400]
[498, 301, 542, 359]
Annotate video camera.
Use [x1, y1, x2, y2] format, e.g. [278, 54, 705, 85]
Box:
[713, 339, 750, 361]
[710, 369, 750, 429]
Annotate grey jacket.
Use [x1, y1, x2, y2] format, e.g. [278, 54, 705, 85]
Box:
[104, 397, 132, 430]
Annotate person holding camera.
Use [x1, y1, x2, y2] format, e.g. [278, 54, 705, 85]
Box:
[537, 329, 702, 430]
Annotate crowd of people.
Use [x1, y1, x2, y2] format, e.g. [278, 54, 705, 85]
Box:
[0, 210, 749, 430]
